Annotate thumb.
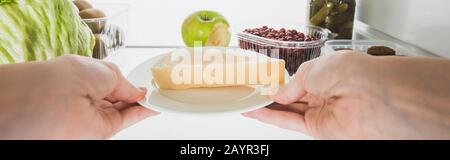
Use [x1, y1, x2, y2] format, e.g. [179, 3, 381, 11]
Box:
[102, 61, 147, 103]
[269, 60, 316, 104]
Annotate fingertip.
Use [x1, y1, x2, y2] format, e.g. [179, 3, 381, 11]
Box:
[242, 109, 258, 118]
[138, 87, 148, 93]
[244, 108, 272, 119]
[269, 90, 298, 105]
[267, 89, 284, 102]
[268, 59, 314, 105]
[106, 61, 147, 103]
[125, 87, 147, 103]
[242, 111, 257, 117]
[244, 108, 309, 134]
[268, 94, 285, 104]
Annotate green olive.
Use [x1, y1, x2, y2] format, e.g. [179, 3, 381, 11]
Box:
[73, 0, 93, 11]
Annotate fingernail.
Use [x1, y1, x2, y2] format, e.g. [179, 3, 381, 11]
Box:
[126, 89, 147, 103]
[286, 94, 299, 102]
[138, 87, 148, 93]
[260, 86, 279, 96]
[268, 92, 283, 101]
[127, 97, 139, 103]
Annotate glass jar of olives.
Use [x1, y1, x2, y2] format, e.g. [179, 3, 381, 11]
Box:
[308, 0, 356, 39]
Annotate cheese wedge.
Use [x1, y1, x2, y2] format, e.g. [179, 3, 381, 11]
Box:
[151, 48, 285, 90]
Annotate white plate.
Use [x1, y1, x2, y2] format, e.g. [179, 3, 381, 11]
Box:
[127, 53, 289, 115]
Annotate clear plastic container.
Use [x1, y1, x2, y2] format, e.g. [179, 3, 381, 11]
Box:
[81, 4, 130, 59]
[236, 22, 330, 75]
[324, 40, 410, 56]
[307, 0, 357, 39]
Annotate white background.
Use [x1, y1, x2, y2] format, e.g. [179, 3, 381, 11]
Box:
[91, 0, 308, 46]
[91, 0, 450, 56]
[358, 0, 450, 58]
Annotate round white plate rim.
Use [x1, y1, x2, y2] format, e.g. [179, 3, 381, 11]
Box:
[127, 52, 289, 115]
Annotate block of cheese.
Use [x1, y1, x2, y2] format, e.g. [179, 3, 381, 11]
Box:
[151, 48, 285, 90]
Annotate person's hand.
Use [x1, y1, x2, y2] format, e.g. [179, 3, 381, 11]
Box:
[244, 51, 450, 139]
[244, 52, 371, 139]
[0, 55, 158, 139]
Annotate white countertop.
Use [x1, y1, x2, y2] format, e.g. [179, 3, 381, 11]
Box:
[107, 48, 313, 140]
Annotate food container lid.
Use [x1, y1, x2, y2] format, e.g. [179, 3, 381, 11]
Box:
[324, 40, 412, 55]
[81, 3, 130, 22]
[235, 21, 331, 49]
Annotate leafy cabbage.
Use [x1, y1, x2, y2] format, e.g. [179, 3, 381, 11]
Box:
[0, 0, 95, 64]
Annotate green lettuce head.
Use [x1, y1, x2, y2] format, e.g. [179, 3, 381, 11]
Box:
[0, 0, 95, 64]
[0, 0, 16, 5]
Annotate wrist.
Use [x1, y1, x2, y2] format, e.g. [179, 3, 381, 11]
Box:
[360, 56, 450, 139]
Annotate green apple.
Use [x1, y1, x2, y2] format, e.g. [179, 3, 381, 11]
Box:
[182, 10, 231, 47]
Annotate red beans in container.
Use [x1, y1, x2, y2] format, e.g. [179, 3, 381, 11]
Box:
[237, 23, 329, 75]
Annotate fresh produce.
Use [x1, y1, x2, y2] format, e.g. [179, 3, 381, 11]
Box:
[243, 26, 319, 42]
[72, 0, 116, 59]
[79, 8, 107, 33]
[182, 10, 231, 47]
[79, 8, 106, 19]
[308, 0, 356, 39]
[0, 0, 95, 64]
[73, 0, 93, 11]
[239, 26, 325, 75]
[93, 34, 107, 59]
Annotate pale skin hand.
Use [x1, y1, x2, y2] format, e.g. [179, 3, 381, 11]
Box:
[244, 51, 450, 140]
[0, 55, 158, 140]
